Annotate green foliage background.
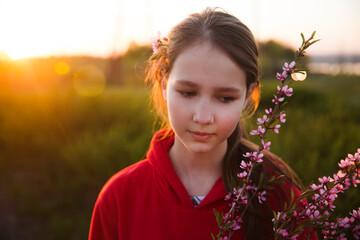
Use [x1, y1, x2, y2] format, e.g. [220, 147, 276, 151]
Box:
[0, 42, 359, 239]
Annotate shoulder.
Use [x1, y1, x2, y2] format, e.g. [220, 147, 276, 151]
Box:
[89, 160, 154, 239]
[96, 159, 153, 204]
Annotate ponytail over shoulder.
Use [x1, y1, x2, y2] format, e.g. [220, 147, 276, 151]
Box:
[223, 120, 304, 239]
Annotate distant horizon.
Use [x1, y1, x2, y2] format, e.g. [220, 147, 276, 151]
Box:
[2, 47, 360, 76]
[2, 47, 360, 62]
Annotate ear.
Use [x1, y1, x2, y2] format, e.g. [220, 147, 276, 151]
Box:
[161, 78, 167, 100]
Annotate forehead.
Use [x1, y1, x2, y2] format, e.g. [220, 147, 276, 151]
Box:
[168, 42, 247, 89]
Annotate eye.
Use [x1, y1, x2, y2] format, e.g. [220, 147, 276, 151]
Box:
[218, 96, 236, 103]
[179, 91, 196, 97]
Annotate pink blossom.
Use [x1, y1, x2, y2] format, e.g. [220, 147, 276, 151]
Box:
[151, 31, 161, 54]
[333, 170, 347, 181]
[353, 225, 360, 239]
[311, 183, 322, 191]
[246, 185, 258, 191]
[347, 153, 356, 160]
[258, 191, 267, 204]
[276, 70, 288, 82]
[339, 158, 353, 169]
[261, 139, 271, 151]
[250, 126, 266, 136]
[279, 112, 286, 123]
[220, 236, 228, 240]
[278, 229, 289, 237]
[338, 217, 352, 228]
[338, 233, 347, 240]
[352, 174, 360, 187]
[273, 124, 281, 134]
[151, 32, 168, 54]
[344, 178, 352, 188]
[257, 115, 269, 125]
[231, 216, 243, 231]
[243, 152, 254, 158]
[318, 176, 332, 184]
[282, 61, 296, 72]
[224, 192, 232, 201]
[350, 208, 360, 220]
[272, 94, 285, 105]
[252, 152, 264, 163]
[240, 160, 252, 170]
[278, 85, 293, 97]
[232, 187, 242, 196]
[240, 198, 248, 205]
[237, 171, 248, 179]
[265, 108, 274, 116]
[231, 222, 241, 231]
[291, 234, 300, 240]
[311, 210, 320, 219]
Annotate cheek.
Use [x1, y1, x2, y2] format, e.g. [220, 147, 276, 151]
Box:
[166, 94, 190, 125]
[217, 106, 242, 136]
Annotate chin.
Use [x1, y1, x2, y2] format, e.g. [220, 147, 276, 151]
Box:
[185, 142, 218, 155]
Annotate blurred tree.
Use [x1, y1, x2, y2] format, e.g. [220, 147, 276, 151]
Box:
[106, 56, 123, 85]
[121, 42, 152, 87]
[258, 40, 309, 78]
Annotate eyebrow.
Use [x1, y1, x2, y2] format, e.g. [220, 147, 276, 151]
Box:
[175, 80, 241, 93]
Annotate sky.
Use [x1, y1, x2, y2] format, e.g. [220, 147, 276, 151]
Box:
[0, 0, 359, 60]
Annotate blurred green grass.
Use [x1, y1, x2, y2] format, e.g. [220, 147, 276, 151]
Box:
[0, 74, 359, 239]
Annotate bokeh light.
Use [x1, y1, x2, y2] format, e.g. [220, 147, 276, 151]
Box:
[55, 61, 70, 75]
[291, 71, 307, 81]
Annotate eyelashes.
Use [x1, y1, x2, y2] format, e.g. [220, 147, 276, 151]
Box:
[179, 91, 196, 97]
[177, 91, 237, 103]
[218, 96, 236, 103]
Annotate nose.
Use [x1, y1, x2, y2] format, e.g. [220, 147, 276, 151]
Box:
[192, 100, 214, 124]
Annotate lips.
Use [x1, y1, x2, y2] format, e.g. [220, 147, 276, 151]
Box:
[189, 131, 214, 141]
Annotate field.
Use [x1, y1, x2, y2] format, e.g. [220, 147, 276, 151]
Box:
[0, 73, 359, 239]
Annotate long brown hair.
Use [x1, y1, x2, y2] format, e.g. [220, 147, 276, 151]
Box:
[145, 7, 302, 239]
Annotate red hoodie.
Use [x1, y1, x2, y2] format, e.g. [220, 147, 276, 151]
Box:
[89, 130, 317, 239]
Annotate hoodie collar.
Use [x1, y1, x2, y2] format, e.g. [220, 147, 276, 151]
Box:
[147, 129, 227, 209]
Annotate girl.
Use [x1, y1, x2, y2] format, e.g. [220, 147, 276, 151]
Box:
[89, 8, 317, 240]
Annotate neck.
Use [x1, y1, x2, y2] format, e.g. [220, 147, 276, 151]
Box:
[169, 136, 226, 196]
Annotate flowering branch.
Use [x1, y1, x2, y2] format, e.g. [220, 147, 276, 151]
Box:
[213, 32, 320, 240]
[273, 150, 360, 239]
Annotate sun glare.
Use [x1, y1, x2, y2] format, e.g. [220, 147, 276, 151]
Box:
[55, 62, 70, 75]
[0, 0, 359, 59]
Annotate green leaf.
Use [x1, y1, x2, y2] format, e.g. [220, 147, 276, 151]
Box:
[307, 39, 321, 48]
[301, 33, 305, 45]
[273, 211, 278, 226]
[258, 172, 264, 187]
[223, 221, 234, 232]
[268, 176, 276, 183]
[213, 209, 222, 226]
[290, 188, 295, 205]
[311, 30, 316, 39]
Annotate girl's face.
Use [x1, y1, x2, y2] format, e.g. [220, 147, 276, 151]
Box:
[164, 42, 249, 155]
